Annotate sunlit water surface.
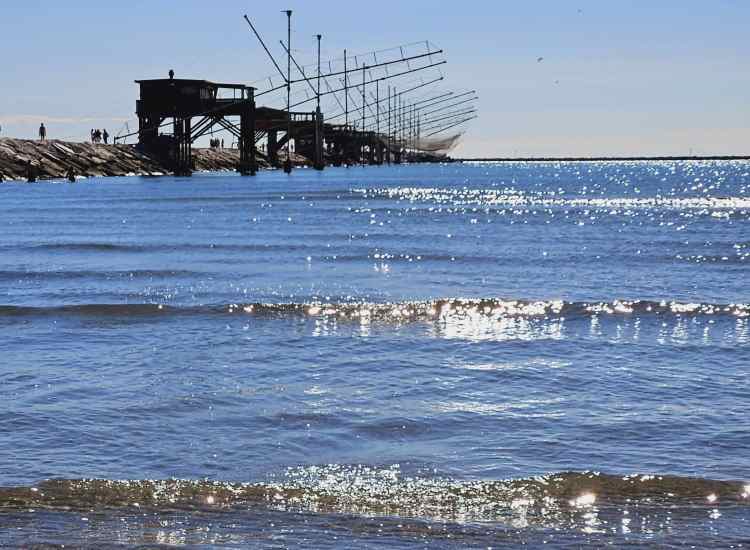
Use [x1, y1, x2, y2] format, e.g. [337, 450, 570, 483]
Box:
[1, 161, 749, 547]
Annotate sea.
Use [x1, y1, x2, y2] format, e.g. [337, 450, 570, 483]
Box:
[1, 161, 749, 548]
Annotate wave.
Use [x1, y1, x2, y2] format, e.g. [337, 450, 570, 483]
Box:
[3, 242, 340, 254]
[0, 304, 185, 317]
[94, 191, 349, 205]
[0, 298, 747, 320]
[355, 187, 750, 211]
[0, 469, 747, 521]
[0, 269, 201, 282]
[30, 242, 144, 252]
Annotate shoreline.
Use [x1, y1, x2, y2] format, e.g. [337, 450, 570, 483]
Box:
[456, 155, 750, 163]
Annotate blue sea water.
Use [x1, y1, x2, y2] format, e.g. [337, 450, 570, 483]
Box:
[1, 161, 749, 548]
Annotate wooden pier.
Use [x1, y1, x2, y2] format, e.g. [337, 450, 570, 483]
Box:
[111, 11, 477, 176]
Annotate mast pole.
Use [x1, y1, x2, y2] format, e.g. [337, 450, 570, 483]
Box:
[362, 64, 366, 166]
[376, 79, 380, 164]
[284, 9, 292, 174]
[387, 86, 391, 164]
[316, 35, 322, 110]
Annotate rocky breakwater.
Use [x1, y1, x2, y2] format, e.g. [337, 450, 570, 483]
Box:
[0, 138, 280, 181]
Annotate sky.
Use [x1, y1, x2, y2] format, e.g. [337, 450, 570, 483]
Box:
[1, 0, 748, 157]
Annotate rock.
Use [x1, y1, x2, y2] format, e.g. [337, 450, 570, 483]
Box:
[0, 138, 279, 180]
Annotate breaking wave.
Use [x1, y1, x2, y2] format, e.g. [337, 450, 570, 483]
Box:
[0, 298, 747, 320]
[1, 469, 747, 523]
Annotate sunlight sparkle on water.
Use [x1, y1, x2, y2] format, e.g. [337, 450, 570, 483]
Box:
[569, 493, 597, 507]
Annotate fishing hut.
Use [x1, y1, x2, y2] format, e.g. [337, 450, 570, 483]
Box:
[132, 72, 325, 175]
[135, 75, 258, 176]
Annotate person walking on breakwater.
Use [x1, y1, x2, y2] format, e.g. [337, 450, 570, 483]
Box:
[38, 123, 46, 142]
[103, 129, 109, 144]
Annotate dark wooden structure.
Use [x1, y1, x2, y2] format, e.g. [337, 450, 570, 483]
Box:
[324, 125, 392, 166]
[135, 75, 326, 175]
[136, 77, 258, 176]
[122, 35, 461, 175]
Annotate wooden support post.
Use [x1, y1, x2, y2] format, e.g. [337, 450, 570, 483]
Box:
[267, 130, 279, 166]
[249, 88, 257, 175]
[184, 117, 192, 175]
[314, 108, 324, 170]
[239, 88, 257, 176]
[173, 117, 192, 176]
[172, 118, 180, 174]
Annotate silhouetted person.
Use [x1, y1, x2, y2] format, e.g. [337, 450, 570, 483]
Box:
[66, 167, 76, 182]
[39, 123, 46, 142]
[103, 129, 109, 144]
[90, 129, 95, 143]
[26, 161, 36, 182]
[169, 69, 175, 80]
[221, 138, 224, 149]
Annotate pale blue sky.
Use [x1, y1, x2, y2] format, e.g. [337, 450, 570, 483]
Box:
[1, 1, 748, 156]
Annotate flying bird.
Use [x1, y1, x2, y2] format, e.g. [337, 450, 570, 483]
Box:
[537, 57, 544, 63]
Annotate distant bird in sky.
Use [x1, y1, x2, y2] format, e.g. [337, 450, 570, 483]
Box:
[537, 57, 544, 63]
